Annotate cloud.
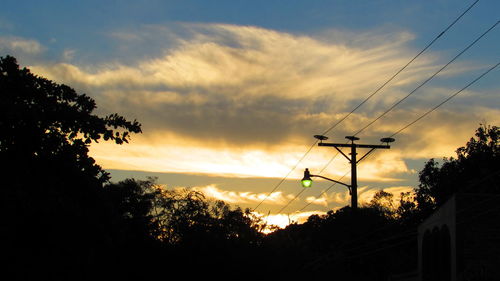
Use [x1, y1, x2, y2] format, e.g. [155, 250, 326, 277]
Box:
[305, 185, 414, 208]
[88, 136, 330, 178]
[358, 186, 414, 205]
[62, 49, 77, 61]
[26, 23, 499, 182]
[0, 36, 45, 55]
[306, 190, 351, 207]
[30, 24, 435, 145]
[191, 184, 295, 205]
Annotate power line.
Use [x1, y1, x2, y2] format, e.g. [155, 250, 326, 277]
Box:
[353, 20, 500, 137]
[303, 156, 499, 260]
[278, 151, 349, 214]
[304, 169, 500, 272]
[304, 227, 418, 271]
[297, 170, 351, 213]
[252, 0, 480, 212]
[321, 0, 481, 137]
[294, 59, 499, 215]
[253, 140, 318, 211]
[301, 54, 498, 213]
[267, 1, 482, 213]
[389, 60, 500, 138]
[277, 187, 306, 214]
[318, 0, 482, 174]
[296, 141, 381, 213]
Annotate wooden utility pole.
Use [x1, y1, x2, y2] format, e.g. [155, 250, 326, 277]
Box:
[316, 135, 394, 209]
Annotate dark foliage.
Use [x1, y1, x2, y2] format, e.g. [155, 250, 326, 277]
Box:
[416, 125, 500, 211]
[101, 178, 267, 278]
[0, 55, 142, 280]
[2, 55, 498, 280]
[262, 206, 417, 280]
[0, 55, 265, 279]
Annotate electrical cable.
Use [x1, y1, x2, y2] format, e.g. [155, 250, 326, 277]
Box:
[304, 228, 418, 271]
[388, 60, 500, 139]
[291, 20, 498, 213]
[252, 0, 481, 212]
[269, 2, 484, 213]
[352, 20, 500, 137]
[321, 0, 480, 137]
[296, 170, 351, 213]
[304, 169, 500, 271]
[294, 59, 499, 215]
[311, 171, 500, 266]
[253, 140, 318, 211]
[297, 49, 497, 214]
[277, 151, 349, 214]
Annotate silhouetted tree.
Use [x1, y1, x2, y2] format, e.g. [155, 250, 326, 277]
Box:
[416, 124, 500, 210]
[104, 178, 159, 243]
[262, 206, 405, 280]
[394, 191, 420, 226]
[152, 186, 263, 249]
[0, 55, 141, 179]
[368, 189, 397, 218]
[103, 177, 266, 277]
[0, 55, 141, 280]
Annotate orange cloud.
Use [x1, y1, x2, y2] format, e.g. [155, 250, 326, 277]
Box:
[26, 23, 499, 186]
[192, 184, 295, 205]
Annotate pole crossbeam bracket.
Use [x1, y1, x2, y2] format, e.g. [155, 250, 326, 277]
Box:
[357, 148, 376, 164]
[318, 143, 390, 149]
[313, 135, 394, 210]
[333, 146, 351, 162]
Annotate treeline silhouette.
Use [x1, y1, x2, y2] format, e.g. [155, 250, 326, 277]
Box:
[1, 55, 498, 280]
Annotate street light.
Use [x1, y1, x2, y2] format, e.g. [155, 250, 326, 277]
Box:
[302, 135, 395, 209]
[301, 168, 314, 188]
[301, 168, 352, 194]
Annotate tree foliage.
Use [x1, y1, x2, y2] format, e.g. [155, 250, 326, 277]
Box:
[416, 124, 500, 209]
[0, 55, 269, 279]
[3, 54, 498, 280]
[0, 55, 142, 280]
[102, 178, 265, 276]
[0, 55, 141, 183]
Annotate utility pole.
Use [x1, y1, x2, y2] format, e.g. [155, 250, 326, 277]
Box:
[315, 135, 394, 210]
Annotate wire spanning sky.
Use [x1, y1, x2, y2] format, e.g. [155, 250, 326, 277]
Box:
[2, 0, 499, 228]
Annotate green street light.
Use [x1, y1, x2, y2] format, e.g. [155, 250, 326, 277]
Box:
[301, 168, 352, 194]
[301, 168, 313, 187]
[305, 134, 393, 209]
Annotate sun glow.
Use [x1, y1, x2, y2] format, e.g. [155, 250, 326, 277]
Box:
[255, 211, 327, 233]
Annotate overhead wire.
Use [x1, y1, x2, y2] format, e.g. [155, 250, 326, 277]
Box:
[277, 151, 350, 214]
[296, 170, 351, 213]
[304, 47, 500, 270]
[291, 19, 499, 212]
[314, 0, 483, 177]
[253, 140, 318, 211]
[343, 170, 500, 256]
[294, 58, 500, 215]
[284, 18, 497, 213]
[352, 20, 500, 137]
[332, 172, 499, 256]
[305, 169, 500, 271]
[321, 0, 481, 137]
[388, 60, 500, 139]
[252, 0, 481, 212]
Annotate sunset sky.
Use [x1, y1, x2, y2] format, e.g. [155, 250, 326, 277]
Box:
[2, 0, 499, 228]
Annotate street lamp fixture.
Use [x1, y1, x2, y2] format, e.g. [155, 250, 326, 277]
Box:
[301, 168, 314, 188]
[301, 168, 352, 194]
[301, 135, 395, 209]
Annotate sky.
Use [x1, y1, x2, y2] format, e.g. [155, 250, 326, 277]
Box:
[2, 0, 499, 228]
